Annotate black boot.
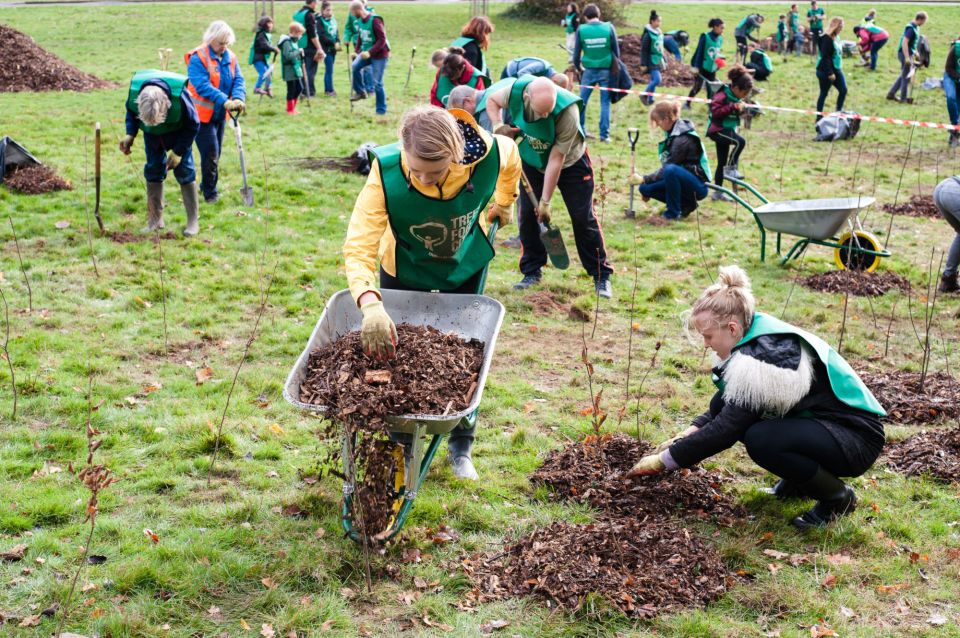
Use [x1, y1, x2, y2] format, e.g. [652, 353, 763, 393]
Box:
[939, 272, 960, 294]
[792, 468, 857, 529]
[761, 478, 805, 500]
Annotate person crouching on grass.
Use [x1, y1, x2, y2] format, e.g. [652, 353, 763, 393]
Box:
[625, 265, 886, 529]
[342, 106, 521, 479]
[707, 64, 752, 200]
[278, 22, 307, 115]
[627, 101, 710, 221]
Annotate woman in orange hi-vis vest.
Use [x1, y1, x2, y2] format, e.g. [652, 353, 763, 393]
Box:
[186, 20, 247, 204]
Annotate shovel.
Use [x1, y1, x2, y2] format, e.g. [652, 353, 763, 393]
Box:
[229, 113, 255, 207]
[520, 168, 569, 270]
[624, 127, 639, 219]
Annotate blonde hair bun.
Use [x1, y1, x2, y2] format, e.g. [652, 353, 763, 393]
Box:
[716, 265, 751, 291]
[689, 264, 756, 334]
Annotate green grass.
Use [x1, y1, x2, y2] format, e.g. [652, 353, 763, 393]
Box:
[2, 2, 960, 636]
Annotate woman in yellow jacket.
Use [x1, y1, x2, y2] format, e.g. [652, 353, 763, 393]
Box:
[342, 105, 521, 479]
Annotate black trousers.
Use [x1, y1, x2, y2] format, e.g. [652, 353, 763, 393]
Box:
[286, 79, 303, 101]
[708, 128, 746, 185]
[689, 68, 717, 101]
[742, 417, 872, 481]
[735, 35, 748, 61]
[303, 47, 319, 96]
[517, 154, 613, 279]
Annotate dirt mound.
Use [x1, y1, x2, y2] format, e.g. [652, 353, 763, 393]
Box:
[524, 291, 590, 322]
[884, 426, 960, 482]
[108, 230, 179, 244]
[465, 516, 729, 617]
[619, 34, 696, 88]
[862, 370, 960, 424]
[881, 195, 939, 218]
[0, 24, 115, 93]
[3, 165, 71, 194]
[293, 156, 364, 173]
[800, 270, 911, 297]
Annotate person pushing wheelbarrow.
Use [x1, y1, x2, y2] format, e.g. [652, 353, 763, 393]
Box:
[342, 105, 521, 480]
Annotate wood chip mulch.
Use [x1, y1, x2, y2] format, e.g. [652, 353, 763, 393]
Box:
[800, 270, 911, 297]
[883, 426, 960, 483]
[862, 370, 960, 425]
[3, 165, 71, 194]
[881, 195, 940, 219]
[0, 24, 115, 92]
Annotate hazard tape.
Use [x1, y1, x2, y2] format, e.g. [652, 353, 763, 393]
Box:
[572, 83, 960, 131]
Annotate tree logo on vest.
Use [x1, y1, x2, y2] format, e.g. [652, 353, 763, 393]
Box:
[409, 209, 478, 259]
[526, 136, 552, 152]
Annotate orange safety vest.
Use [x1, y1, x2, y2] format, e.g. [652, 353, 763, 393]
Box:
[183, 46, 238, 123]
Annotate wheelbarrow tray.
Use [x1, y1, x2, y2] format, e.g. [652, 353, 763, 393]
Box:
[283, 289, 505, 435]
[754, 197, 875, 240]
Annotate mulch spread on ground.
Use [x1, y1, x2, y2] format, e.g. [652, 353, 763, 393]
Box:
[862, 370, 960, 425]
[0, 25, 115, 93]
[881, 195, 940, 219]
[800, 270, 911, 297]
[107, 230, 179, 244]
[620, 34, 696, 88]
[2, 165, 71, 194]
[883, 426, 960, 483]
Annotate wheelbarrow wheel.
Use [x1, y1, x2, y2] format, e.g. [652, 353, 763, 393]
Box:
[834, 230, 882, 272]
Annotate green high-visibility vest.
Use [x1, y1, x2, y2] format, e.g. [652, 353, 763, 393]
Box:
[370, 139, 500, 290]
[807, 7, 824, 30]
[862, 24, 884, 35]
[578, 21, 614, 69]
[702, 31, 723, 73]
[248, 29, 272, 65]
[436, 66, 484, 107]
[476, 77, 513, 116]
[899, 22, 919, 56]
[789, 11, 800, 32]
[318, 15, 338, 42]
[657, 125, 710, 179]
[293, 8, 311, 49]
[816, 35, 842, 71]
[451, 36, 489, 83]
[708, 86, 742, 131]
[712, 312, 886, 416]
[126, 70, 187, 136]
[954, 41, 960, 75]
[759, 50, 773, 72]
[737, 15, 759, 36]
[645, 25, 664, 67]
[344, 7, 375, 44]
[563, 12, 577, 34]
[507, 76, 583, 170]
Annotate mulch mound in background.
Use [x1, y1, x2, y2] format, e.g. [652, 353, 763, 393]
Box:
[108, 231, 178, 244]
[800, 270, 911, 297]
[883, 426, 960, 482]
[293, 156, 364, 174]
[0, 25, 115, 92]
[862, 370, 960, 424]
[881, 195, 939, 219]
[619, 34, 696, 88]
[3, 165, 71, 194]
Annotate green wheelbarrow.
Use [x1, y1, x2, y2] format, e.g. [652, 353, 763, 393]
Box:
[708, 179, 890, 271]
[282, 223, 504, 544]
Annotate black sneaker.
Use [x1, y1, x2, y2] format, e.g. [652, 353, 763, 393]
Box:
[513, 274, 541, 290]
[350, 91, 367, 102]
[203, 193, 219, 204]
[594, 276, 613, 299]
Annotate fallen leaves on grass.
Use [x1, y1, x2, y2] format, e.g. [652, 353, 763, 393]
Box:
[195, 367, 214, 385]
[1, 544, 27, 561]
[479, 619, 510, 633]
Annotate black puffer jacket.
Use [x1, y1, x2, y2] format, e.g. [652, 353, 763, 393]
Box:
[669, 333, 885, 474]
[643, 118, 709, 183]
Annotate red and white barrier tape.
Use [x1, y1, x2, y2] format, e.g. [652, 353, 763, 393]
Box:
[572, 83, 960, 131]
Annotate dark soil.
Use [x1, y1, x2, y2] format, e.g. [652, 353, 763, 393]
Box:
[883, 426, 960, 482]
[465, 516, 729, 617]
[108, 230, 179, 244]
[293, 155, 363, 173]
[881, 195, 940, 219]
[0, 25, 115, 93]
[3, 165, 71, 194]
[620, 34, 696, 88]
[525, 291, 590, 323]
[862, 370, 960, 424]
[800, 270, 911, 297]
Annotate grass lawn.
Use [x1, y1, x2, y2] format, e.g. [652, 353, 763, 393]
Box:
[2, 2, 960, 636]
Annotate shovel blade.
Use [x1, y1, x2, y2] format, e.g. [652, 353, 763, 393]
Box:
[540, 223, 570, 270]
[241, 187, 254, 207]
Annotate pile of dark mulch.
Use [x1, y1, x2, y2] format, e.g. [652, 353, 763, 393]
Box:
[881, 195, 939, 218]
[293, 156, 364, 173]
[0, 24, 115, 92]
[862, 370, 960, 424]
[524, 291, 589, 322]
[531, 433, 745, 525]
[619, 34, 696, 88]
[465, 517, 729, 617]
[800, 270, 911, 297]
[108, 230, 178, 244]
[3, 165, 71, 194]
[883, 426, 960, 482]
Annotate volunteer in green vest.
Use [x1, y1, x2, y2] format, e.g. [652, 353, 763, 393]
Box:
[816, 18, 847, 123]
[853, 22, 888, 71]
[446, 79, 512, 133]
[626, 265, 886, 530]
[788, 4, 803, 56]
[887, 11, 926, 103]
[500, 57, 570, 89]
[317, 0, 341, 96]
[573, 3, 619, 141]
[250, 16, 279, 98]
[120, 70, 201, 237]
[734, 13, 764, 64]
[452, 16, 494, 83]
[293, 0, 324, 97]
[627, 101, 710, 221]
[747, 48, 774, 81]
[776, 15, 788, 55]
[639, 10, 664, 106]
[944, 37, 960, 148]
[663, 29, 689, 62]
[707, 65, 751, 197]
[344, 0, 375, 93]
[342, 106, 521, 480]
[485, 76, 614, 298]
[687, 18, 725, 107]
[561, 3, 580, 63]
[807, 0, 825, 49]
[349, 0, 390, 115]
[430, 47, 485, 108]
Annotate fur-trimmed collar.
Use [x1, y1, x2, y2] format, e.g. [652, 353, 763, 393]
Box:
[721, 343, 815, 416]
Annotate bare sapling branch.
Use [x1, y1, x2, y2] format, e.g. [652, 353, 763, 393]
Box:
[8, 216, 33, 312]
[0, 286, 16, 421]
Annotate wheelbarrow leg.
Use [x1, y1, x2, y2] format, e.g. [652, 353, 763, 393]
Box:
[781, 239, 810, 265]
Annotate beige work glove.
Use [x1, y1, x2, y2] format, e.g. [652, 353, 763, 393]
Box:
[654, 432, 686, 454]
[224, 99, 246, 115]
[119, 134, 135, 155]
[165, 152, 182, 170]
[335, 42, 342, 52]
[625, 453, 666, 478]
[361, 50, 371, 60]
[360, 300, 398, 359]
[627, 172, 643, 186]
[536, 199, 552, 225]
[486, 202, 512, 227]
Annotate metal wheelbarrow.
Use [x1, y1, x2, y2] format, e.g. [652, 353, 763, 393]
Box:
[283, 223, 504, 544]
[708, 178, 890, 271]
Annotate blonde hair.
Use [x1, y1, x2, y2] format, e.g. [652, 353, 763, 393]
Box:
[431, 48, 448, 68]
[289, 21, 306, 36]
[649, 100, 680, 130]
[399, 106, 465, 163]
[687, 265, 756, 337]
[827, 16, 844, 36]
[138, 85, 172, 126]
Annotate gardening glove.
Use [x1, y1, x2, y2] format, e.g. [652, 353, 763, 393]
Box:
[494, 124, 519, 140]
[640, 66, 648, 73]
[828, 73, 836, 81]
[224, 99, 246, 115]
[627, 172, 643, 186]
[486, 202, 512, 227]
[335, 42, 342, 52]
[654, 433, 686, 454]
[165, 152, 182, 170]
[536, 199, 552, 224]
[360, 300, 398, 359]
[119, 134, 135, 155]
[625, 453, 666, 478]
[691, 67, 699, 74]
[361, 51, 371, 60]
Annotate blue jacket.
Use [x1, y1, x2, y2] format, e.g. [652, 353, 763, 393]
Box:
[125, 78, 201, 158]
[186, 45, 246, 122]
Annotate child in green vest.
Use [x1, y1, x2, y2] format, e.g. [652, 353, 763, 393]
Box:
[250, 16, 280, 98]
[561, 2, 580, 62]
[687, 18, 725, 106]
[278, 22, 307, 115]
[776, 15, 787, 55]
[815, 17, 847, 122]
[626, 265, 885, 530]
[430, 47, 486, 108]
[639, 10, 665, 106]
[707, 65, 752, 195]
[317, 0, 341, 96]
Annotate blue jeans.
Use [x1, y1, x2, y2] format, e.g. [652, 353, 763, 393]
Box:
[664, 38, 682, 62]
[888, 51, 912, 100]
[143, 134, 196, 185]
[303, 48, 319, 96]
[638, 164, 708, 219]
[579, 67, 611, 140]
[944, 74, 960, 126]
[645, 68, 661, 105]
[869, 38, 887, 70]
[323, 53, 336, 93]
[195, 118, 225, 200]
[352, 55, 388, 114]
[793, 32, 804, 56]
[253, 60, 271, 90]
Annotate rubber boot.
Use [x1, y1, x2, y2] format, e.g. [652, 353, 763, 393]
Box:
[145, 181, 165, 232]
[792, 467, 857, 529]
[939, 272, 960, 293]
[181, 181, 200, 237]
[761, 478, 805, 500]
[447, 413, 478, 481]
